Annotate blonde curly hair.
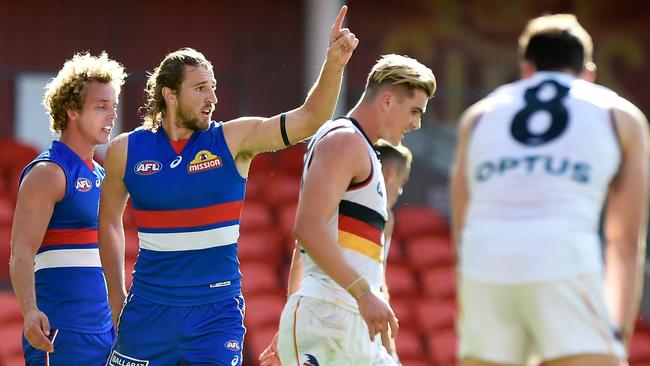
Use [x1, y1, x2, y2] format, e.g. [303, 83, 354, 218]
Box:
[43, 52, 127, 135]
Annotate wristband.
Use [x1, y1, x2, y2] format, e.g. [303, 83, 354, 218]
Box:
[346, 277, 370, 300]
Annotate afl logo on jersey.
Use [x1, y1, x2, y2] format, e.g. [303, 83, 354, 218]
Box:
[224, 340, 240, 351]
[75, 178, 93, 192]
[135, 160, 162, 175]
[188, 150, 222, 174]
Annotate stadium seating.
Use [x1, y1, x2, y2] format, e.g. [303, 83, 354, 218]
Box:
[0, 292, 21, 326]
[243, 294, 285, 329]
[0, 224, 11, 283]
[0, 322, 23, 364]
[385, 263, 419, 297]
[240, 262, 281, 295]
[394, 327, 424, 360]
[394, 205, 449, 239]
[427, 328, 457, 366]
[238, 231, 283, 264]
[421, 266, 456, 300]
[240, 202, 274, 232]
[416, 299, 456, 332]
[405, 234, 455, 269]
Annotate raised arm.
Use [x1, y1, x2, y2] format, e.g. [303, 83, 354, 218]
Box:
[603, 99, 649, 346]
[223, 5, 359, 171]
[98, 133, 130, 328]
[10, 162, 65, 353]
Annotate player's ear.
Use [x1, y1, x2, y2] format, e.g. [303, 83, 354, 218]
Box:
[162, 87, 177, 105]
[519, 60, 535, 78]
[382, 162, 399, 185]
[580, 62, 596, 83]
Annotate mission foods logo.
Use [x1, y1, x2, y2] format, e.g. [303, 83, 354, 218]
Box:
[188, 150, 221, 174]
[134, 160, 162, 175]
[75, 178, 93, 192]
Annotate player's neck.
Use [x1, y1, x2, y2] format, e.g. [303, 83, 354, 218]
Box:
[348, 106, 381, 144]
[59, 132, 95, 161]
[162, 116, 194, 141]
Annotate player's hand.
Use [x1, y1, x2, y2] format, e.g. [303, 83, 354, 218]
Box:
[108, 292, 126, 330]
[327, 5, 359, 68]
[357, 291, 399, 341]
[259, 331, 282, 366]
[23, 308, 54, 352]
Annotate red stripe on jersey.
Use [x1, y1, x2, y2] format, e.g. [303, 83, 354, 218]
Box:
[338, 214, 382, 245]
[42, 228, 98, 247]
[134, 201, 243, 229]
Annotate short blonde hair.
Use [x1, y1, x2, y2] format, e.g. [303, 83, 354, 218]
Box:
[365, 54, 436, 99]
[43, 52, 127, 135]
[518, 14, 593, 73]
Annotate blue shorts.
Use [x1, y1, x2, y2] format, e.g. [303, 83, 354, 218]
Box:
[23, 328, 115, 366]
[107, 294, 246, 366]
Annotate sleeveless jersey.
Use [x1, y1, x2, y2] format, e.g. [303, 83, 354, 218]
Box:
[296, 117, 388, 312]
[124, 121, 245, 305]
[462, 71, 622, 283]
[21, 140, 111, 333]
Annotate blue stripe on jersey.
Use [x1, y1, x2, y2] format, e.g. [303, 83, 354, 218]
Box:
[37, 243, 99, 254]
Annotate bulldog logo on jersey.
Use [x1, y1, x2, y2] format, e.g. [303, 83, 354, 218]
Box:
[75, 178, 93, 192]
[134, 160, 162, 175]
[188, 150, 222, 174]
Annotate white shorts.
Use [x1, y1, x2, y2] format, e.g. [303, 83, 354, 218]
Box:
[458, 274, 626, 365]
[278, 295, 396, 366]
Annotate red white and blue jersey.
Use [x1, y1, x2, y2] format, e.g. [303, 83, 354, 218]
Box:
[21, 140, 112, 333]
[124, 121, 245, 305]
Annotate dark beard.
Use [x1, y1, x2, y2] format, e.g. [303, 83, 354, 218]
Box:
[175, 104, 209, 131]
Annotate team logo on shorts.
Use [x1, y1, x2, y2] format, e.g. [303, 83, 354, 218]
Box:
[108, 350, 150, 366]
[75, 178, 93, 192]
[134, 160, 162, 175]
[303, 354, 320, 366]
[187, 150, 221, 174]
[224, 340, 241, 351]
[377, 182, 384, 197]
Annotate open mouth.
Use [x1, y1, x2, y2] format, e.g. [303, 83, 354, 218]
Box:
[102, 125, 113, 134]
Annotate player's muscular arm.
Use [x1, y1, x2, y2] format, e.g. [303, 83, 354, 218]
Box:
[293, 130, 398, 341]
[603, 99, 649, 345]
[10, 162, 64, 352]
[98, 133, 130, 328]
[222, 6, 358, 176]
[450, 102, 484, 251]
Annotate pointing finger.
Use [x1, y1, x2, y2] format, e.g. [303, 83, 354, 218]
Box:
[331, 5, 348, 34]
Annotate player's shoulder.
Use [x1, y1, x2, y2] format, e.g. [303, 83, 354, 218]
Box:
[314, 121, 366, 157]
[21, 160, 66, 188]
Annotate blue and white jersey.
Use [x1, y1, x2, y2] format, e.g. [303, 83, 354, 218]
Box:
[462, 72, 622, 283]
[21, 140, 111, 333]
[124, 121, 246, 305]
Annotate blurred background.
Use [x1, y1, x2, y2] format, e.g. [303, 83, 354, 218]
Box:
[0, 0, 649, 365]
